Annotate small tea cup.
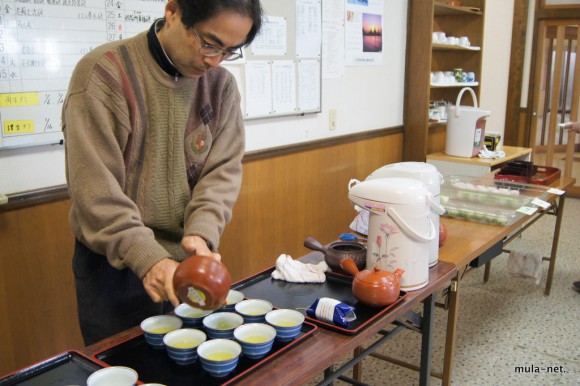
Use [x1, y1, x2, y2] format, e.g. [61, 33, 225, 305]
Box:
[219, 289, 245, 312]
[174, 303, 213, 328]
[140, 315, 183, 348]
[163, 328, 207, 365]
[86, 366, 138, 386]
[202, 312, 244, 339]
[198, 339, 242, 378]
[235, 299, 273, 323]
[265, 309, 305, 342]
[234, 323, 277, 359]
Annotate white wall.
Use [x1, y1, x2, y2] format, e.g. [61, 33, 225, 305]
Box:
[479, 0, 515, 143]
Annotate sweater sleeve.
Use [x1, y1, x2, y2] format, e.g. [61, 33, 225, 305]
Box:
[182, 75, 245, 250]
[63, 87, 170, 278]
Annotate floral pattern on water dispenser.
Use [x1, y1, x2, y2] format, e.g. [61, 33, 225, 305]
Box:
[372, 222, 400, 271]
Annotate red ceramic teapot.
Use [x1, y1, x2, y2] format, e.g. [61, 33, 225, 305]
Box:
[173, 255, 231, 310]
[340, 258, 404, 308]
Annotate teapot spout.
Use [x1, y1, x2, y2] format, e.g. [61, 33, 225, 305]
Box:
[394, 268, 405, 278]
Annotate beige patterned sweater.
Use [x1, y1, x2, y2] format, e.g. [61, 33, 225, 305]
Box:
[63, 31, 244, 279]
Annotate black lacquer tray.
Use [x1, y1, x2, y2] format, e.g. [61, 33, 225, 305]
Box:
[94, 322, 316, 386]
[232, 267, 408, 335]
[0, 351, 102, 386]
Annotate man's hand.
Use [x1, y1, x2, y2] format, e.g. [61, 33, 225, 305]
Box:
[182, 235, 221, 261]
[143, 258, 180, 307]
[561, 122, 580, 133]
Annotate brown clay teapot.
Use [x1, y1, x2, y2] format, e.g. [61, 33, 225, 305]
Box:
[340, 258, 404, 308]
[173, 255, 231, 310]
[304, 236, 366, 275]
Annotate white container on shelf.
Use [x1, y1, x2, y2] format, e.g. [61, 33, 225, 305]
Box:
[445, 87, 490, 158]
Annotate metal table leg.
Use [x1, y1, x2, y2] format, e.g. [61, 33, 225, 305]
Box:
[442, 277, 459, 386]
[419, 293, 435, 386]
[545, 193, 566, 295]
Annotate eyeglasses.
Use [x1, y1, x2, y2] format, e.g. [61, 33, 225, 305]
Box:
[192, 28, 243, 61]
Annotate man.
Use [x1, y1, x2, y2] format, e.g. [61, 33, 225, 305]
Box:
[63, 0, 263, 345]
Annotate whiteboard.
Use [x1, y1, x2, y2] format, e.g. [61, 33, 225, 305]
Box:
[0, 0, 322, 149]
[0, 0, 165, 149]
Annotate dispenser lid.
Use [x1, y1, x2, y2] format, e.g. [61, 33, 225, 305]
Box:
[348, 177, 431, 205]
[366, 162, 441, 195]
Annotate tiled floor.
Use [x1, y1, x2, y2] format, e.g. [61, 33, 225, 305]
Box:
[305, 198, 580, 386]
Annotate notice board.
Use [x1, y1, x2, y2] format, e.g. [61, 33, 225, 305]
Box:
[0, 0, 321, 150]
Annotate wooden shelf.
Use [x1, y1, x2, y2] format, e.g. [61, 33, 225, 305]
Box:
[429, 121, 448, 129]
[432, 43, 481, 51]
[404, 0, 485, 162]
[431, 82, 479, 88]
[434, 1, 482, 16]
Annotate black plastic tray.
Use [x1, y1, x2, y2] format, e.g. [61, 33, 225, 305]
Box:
[0, 351, 102, 386]
[95, 322, 316, 386]
[232, 267, 408, 335]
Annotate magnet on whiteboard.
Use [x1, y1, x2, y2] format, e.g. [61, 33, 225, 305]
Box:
[0, 194, 8, 205]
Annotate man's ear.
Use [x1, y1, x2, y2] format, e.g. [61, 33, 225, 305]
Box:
[165, 0, 179, 22]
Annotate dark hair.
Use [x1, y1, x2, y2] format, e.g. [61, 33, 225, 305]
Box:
[176, 0, 263, 46]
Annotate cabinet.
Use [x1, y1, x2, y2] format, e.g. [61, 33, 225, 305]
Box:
[404, 0, 486, 162]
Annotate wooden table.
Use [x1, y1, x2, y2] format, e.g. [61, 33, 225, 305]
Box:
[79, 261, 457, 386]
[437, 176, 575, 386]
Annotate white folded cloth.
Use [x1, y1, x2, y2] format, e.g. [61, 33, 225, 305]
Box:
[507, 250, 543, 285]
[478, 146, 506, 159]
[271, 254, 328, 283]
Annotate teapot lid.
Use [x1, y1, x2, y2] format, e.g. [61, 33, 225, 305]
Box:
[356, 266, 399, 286]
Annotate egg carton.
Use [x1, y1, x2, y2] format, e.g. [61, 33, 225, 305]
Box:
[440, 175, 549, 210]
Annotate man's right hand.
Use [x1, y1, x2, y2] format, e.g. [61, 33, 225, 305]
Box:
[143, 258, 180, 307]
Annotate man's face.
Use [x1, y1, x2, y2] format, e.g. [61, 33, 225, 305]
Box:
[160, 2, 253, 78]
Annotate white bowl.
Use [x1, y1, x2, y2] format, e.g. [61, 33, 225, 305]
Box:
[140, 315, 183, 348]
[202, 312, 244, 339]
[174, 303, 213, 327]
[163, 328, 207, 365]
[265, 309, 305, 342]
[234, 299, 273, 323]
[234, 323, 277, 359]
[220, 290, 245, 311]
[87, 366, 138, 386]
[198, 339, 242, 378]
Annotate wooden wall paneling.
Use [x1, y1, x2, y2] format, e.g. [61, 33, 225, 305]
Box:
[0, 211, 17, 374]
[220, 132, 404, 281]
[0, 200, 82, 375]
